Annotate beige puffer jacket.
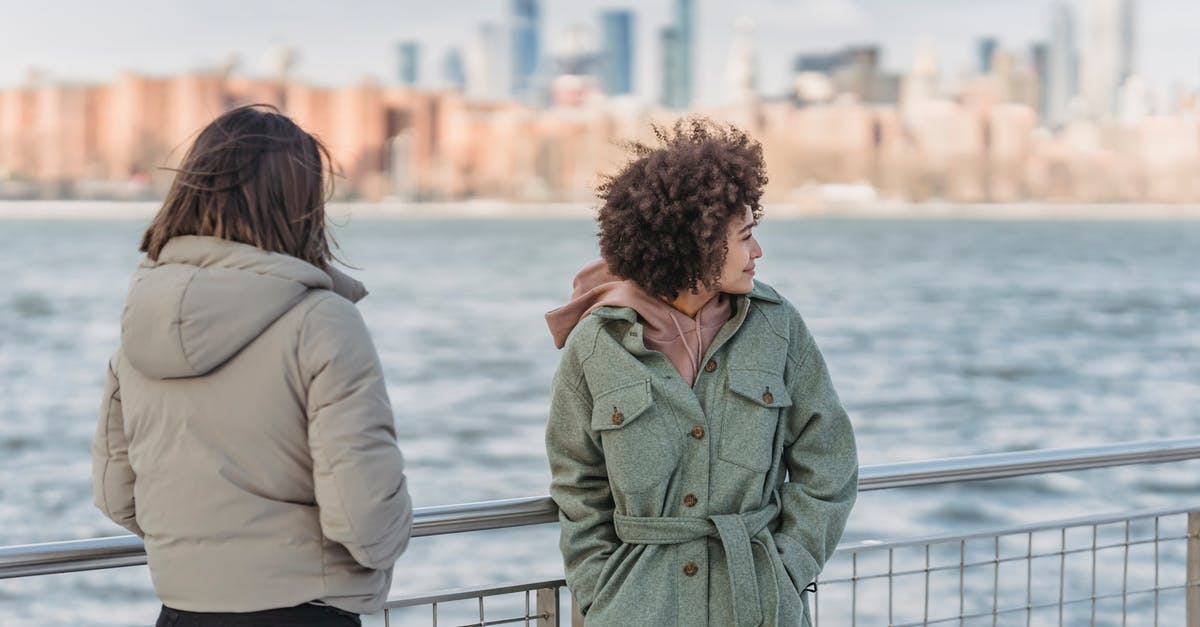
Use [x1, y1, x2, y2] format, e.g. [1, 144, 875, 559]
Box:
[92, 235, 412, 614]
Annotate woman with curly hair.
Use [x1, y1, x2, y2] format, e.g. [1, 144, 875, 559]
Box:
[545, 118, 858, 626]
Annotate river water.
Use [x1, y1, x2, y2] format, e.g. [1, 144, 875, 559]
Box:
[1, 213, 1198, 625]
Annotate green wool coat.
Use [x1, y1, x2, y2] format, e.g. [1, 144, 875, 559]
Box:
[545, 281, 858, 627]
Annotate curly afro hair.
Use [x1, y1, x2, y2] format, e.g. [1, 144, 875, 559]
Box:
[597, 117, 767, 300]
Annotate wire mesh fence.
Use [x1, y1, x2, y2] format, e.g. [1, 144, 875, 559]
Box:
[812, 505, 1195, 627]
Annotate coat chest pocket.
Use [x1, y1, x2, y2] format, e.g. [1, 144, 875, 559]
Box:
[591, 379, 678, 494]
[719, 369, 793, 472]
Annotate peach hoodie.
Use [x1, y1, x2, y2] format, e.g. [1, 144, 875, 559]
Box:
[546, 260, 731, 386]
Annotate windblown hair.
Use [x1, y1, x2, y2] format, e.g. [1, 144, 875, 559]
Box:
[597, 118, 767, 299]
[140, 104, 337, 268]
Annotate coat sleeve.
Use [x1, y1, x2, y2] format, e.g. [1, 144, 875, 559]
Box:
[774, 329, 858, 593]
[300, 295, 413, 571]
[545, 361, 617, 615]
[92, 353, 144, 537]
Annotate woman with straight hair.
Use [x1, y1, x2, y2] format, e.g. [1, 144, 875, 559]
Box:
[92, 104, 412, 626]
[545, 119, 858, 626]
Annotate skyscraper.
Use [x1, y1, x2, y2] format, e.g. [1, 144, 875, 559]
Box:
[397, 42, 419, 86]
[599, 10, 634, 96]
[468, 22, 505, 101]
[442, 48, 466, 91]
[660, 27, 680, 107]
[510, 0, 540, 99]
[1030, 42, 1049, 120]
[978, 37, 999, 75]
[1082, 0, 1136, 118]
[661, 0, 694, 109]
[1047, 2, 1078, 126]
[674, 0, 694, 107]
[726, 17, 756, 104]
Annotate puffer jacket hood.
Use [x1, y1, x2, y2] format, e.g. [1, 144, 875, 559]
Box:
[121, 235, 366, 379]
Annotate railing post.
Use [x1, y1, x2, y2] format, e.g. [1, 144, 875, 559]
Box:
[1188, 512, 1200, 627]
[536, 587, 558, 627]
[571, 594, 585, 627]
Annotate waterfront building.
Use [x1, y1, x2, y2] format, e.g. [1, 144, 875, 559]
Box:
[659, 27, 679, 108]
[398, 42, 419, 86]
[1030, 43, 1049, 121]
[978, 37, 999, 75]
[725, 17, 757, 105]
[442, 48, 466, 91]
[467, 22, 506, 101]
[598, 10, 634, 96]
[661, 0, 694, 109]
[510, 0, 541, 100]
[1082, 0, 1136, 118]
[1047, 2, 1079, 127]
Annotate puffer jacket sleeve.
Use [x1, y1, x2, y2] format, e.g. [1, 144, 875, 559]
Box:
[300, 294, 413, 571]
[545, 358, 616, 615]
[774, 321, 858, 594]
[92, 353, 144, 537]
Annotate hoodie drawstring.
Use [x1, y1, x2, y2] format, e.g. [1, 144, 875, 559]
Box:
[668, 312, 702, 381]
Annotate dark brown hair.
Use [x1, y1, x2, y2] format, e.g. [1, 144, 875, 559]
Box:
[141, 104, 336, 268]
[597, 117, 767, 299]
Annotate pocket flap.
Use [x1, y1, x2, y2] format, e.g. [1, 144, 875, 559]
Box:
[591, 379, 654, 431]
[728, 369, 793, 408]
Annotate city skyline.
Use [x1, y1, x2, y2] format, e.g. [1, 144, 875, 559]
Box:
[5, 0, 1200, 107]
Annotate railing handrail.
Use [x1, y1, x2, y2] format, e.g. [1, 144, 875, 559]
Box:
[833, 500, 1200, 554]
[4, 435, 1200, 580]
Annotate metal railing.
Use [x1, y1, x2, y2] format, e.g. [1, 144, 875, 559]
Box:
[814, 504, 1196, 627]
[4, 436, 1200, 626]
[380, 579, 566, 627]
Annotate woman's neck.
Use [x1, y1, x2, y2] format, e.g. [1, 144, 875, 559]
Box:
[664, 288, 718, 318]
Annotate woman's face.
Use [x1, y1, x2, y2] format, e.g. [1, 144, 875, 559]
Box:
[716, 207, 763, 294]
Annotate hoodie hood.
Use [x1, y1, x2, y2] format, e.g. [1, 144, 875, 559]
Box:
[121, 235, 366, 379]
[546, 259, 730, 385]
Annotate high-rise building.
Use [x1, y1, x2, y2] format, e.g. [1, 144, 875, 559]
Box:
[1047, 2, 1078, 126]
[1030, 42, 1049, 120]
[660, 27, 679, 108]
[468, 22, 505, 101]
[1082, 0, 1136, 118]
[442, 48, 466, 91]
[599, 10, 634, 96]
[675, 0, 694, 107]
[397, 42, 419, 86]
[510, 0, 540, 99]
[726, 17, 756, 104]
[978, 37, 999, 75]
[661, 0, 694, 109]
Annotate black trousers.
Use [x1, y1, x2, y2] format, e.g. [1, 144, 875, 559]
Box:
[156, 603, 361, 627]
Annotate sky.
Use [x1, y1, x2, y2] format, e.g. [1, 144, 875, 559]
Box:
[2, 0, 1199, 107]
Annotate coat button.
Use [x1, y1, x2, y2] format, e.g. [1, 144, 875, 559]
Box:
[762, 388, 774, 404]
[611, 410, 624, 425]
[683, 494, 698, 507]
[704, 359, 718, 373]
[683, 562, 698, 577]
[690, 425, 705, 439]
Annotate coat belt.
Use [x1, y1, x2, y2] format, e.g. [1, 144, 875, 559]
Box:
[612, 493, 782, 627]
